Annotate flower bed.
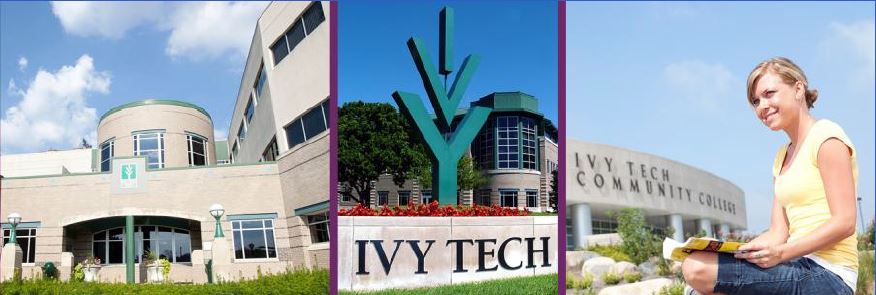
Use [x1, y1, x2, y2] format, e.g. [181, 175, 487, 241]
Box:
[339, 201, 529, 217]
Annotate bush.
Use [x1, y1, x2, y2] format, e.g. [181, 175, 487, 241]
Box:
[587, 244, 632, 262]
[575, 273, 593, 290]
[602, 271, 621, 285]
[859, 219, 875, 251]
[613, 208, 660, 264]
[654, 281, 685, 295]
[623, 270, 642, 283]
[858, 251, 874, 295]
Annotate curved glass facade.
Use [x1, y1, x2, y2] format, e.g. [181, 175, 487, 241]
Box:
[473, 115, 540, 171]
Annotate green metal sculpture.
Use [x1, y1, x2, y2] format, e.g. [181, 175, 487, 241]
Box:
[392, 6, 492, 205]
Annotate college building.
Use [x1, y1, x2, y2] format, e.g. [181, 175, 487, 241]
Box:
[340, 92, 559, 212]
[566, 139, 747, 249]
[0, 1, 329, 283]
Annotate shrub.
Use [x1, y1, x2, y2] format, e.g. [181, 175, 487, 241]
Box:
[858, 251, 875, 295]
[72, 263, 84, 282]
[859, 219, 875, 251]
[587, 244, 632, 262]
[338, 201, 530, 217]
[613, 208, 659, 264]
[575, 273, 593, 290]
[159, 258, 171, 281]
[624, 270, 642, 283]
[654, 281, 685, 295]
[602, 271, 621, 285]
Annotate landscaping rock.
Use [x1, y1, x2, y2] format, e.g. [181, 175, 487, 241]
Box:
[638, 261, 657, 277]
[567, 251, 601, 272]
[597, 278, 674, 295]
[609, 261, 637, 275]
[582, 257, 616, 278]
[671, 261, 683, 275]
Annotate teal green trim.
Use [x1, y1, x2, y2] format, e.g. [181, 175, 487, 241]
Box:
[91, 148, 99, 172]
[294, 201, 329, 216]
[99, 99, 212, 123]
[184, 131, 207, 139]
[439, 7, 454, 75]
[131, 129, 166, 135]
[125, 216, 134, 284]
[2, 222, 41, 229]
[498, 188, 518, 192]
[227, 213, 278, 221]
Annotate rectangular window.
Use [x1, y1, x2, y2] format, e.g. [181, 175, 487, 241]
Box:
[271, 2, 324, 66]
[377, 191, 388, 206]
[133, 132, 165, 169]
[245, 96, 255, 124]
[238, 122, 247, 141]
[187, 134, 207, 166]
[231, 141, 239, 161]
[284, 101, 328, 150]
[262, 138, 279, 162]
[398, 191, 411, 206]
[476, 189, 492, 206]
[270, 36, 289, 65]
[302, 2, 325, 35]
[255, 64, 268, 100]
[521, 117, 537, 170]
[421, 190, 433, 204]
[3, 229, 36, 263]
[232, 219, 277, 260]
[526, 190, 538, 208]
[307, 213, 329, 243]
[497, 116, 519, 169]
[285, 20, 306, 53]
[100, 139, 114, 172]
[500, 190, 518, 207]
[474, 119, 494, 170]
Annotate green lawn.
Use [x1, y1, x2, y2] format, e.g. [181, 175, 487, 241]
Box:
[341, 273, 558, 295]
[0, 268, 328, 295]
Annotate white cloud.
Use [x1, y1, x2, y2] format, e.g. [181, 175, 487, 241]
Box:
[0, 55, 110, 153]
[662, 60, 736, 113]
[51, 1, 165, 39]
[50, 1, 269, 61]
[819, 20, 875, 91]
[7, 79, 24, 97]
[214, 128, 228, 141]
[165, 2, 269, 60]
[18, 57, 28, 71]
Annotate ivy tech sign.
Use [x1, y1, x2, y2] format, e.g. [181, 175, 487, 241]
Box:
[112, 157, 147, 194]
[392, 6, 492, 205]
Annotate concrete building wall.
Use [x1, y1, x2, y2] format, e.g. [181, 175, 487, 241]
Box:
[0, 148, 94, 178]
[98, 103, 216, 168]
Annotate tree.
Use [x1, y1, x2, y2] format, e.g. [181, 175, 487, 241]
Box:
[549, 169, 558, 212]
[80, 138, 92, 149]
[613, 208, 660, 264]
[338, 101, 427, 207]
[413, 154, 488, 193]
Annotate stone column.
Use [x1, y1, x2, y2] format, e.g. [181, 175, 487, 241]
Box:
[571, 203, 592, 249]
[667, 214, 684, 242]
[698, 219, 713, 238]
[719, 224, 731, 239]
[211, 222, 233, 282]
[0, 243, 22, 282]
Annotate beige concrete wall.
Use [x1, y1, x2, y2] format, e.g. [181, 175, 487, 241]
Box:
[98, 103, 216, 168]
[278, 132, 329, 213]
[1, 148, 94, 177]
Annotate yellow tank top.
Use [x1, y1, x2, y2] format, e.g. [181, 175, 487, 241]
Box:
[773, 119, 858, 269]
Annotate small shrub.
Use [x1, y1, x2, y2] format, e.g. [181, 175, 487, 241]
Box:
[602, 271, 622, 285]
[159, 258, 171, 281]
[613, 208, 659, 264]
[72, 263, 84, 282]
[624, 270, 642, 283]
[654, 281, 685, 295]
[575, 273, 593, 290]
[858, 251, 875, 295]
[565, 271, 575, 289]
[588, 245, 632, 262]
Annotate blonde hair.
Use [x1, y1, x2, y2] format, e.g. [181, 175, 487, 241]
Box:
[746, 57, 818, 108]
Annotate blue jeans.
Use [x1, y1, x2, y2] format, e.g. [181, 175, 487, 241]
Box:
[713, 252, 852, 295]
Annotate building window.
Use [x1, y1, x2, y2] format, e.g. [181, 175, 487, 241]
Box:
[218, 160, 230, 165]
[526, 190, 538, 208]
[133, 132, 165, 169]
[262, 137, 279, 162]
[421, 190, 433, 204]
[92, 228, 125, 264]
[521, 117, 538, 170]
[284, 101, 328, 149]
[92, 226, 192, 265]
[187, 134, 207, 166]
[237, 123, 247, 141]
[231, 141, 239, 163]
[255, 64, 268, 100]
[500, 190, 517, 207]
[546, 160, 558, 173]
[497, 116, 519, 169]
[592, 217, 619, 235]
[307, 213, 329, 243]
[473, 119, 494, 170]
[232, 219, 277, 260]
[100, 139, 114, 172]
[398, 191, 411, 206]
[270, 2, 325, 65]
[377, 191, 388, 206]
[245, 96, 255, 124]
[476, 189, 491, 206]
[3, 228, 36, 263]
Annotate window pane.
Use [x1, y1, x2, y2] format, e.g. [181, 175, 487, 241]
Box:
[265, 229, 276, 258]
[192, 138, 205, 155]
[175, 231, 191, 263]
[93, 242, 106, 264]
[108, 228, 124, 241]
[303, 3, 325, 35]
[233, 231, 244, 259]
[241, 221, 262, 229]
[108, 241, 123, 264]
[256, 66, 268, 98]
[285, 20, 306, 53]
[157, 227, 172, 240]
[271, 36, 289, 65]
[264, 220, 273, 228]
[285, 119, 305, 148]
[238, 124, 246, 140]
[303, 107, 327, 140]
[321, 100, 329, 127]
[245, 97, 255, 123]
[27, 237, 36, 263]
[194, 156, 205, 166]
[157, 239, 172, 261]
[18, 237, 30, 263]
[241, 230, 267, 258]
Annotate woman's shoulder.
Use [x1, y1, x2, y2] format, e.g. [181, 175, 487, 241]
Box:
[807, 119, 855, 163]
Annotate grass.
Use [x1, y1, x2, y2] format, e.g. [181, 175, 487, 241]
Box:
[586, 244, 632, 263]
[858, 250, 875, 295]
[0, 268, 328, 295]
[340, 274, 557, 295]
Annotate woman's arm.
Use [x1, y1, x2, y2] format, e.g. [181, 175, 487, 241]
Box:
[746, 196, 790, 246]
[738, 138, 857, 268]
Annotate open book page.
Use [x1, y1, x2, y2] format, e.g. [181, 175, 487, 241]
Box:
[662, 237, 746, 262]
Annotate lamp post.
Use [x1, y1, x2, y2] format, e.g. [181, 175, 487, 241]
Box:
[857, 197, 865, 234]
[6, 213, 21, 245]
[209, 204, 225, 238]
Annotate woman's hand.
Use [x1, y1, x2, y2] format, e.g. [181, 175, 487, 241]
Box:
[735, 241, 786, 268]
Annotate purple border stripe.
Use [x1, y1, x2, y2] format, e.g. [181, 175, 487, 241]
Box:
[329, 1, 339, 295]
[558, 1, 567, 294]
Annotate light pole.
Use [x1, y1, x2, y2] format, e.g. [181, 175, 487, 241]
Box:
[857, 197, 865, 234]
[209, 204, 225, 238]
[6, 213, 21, 245]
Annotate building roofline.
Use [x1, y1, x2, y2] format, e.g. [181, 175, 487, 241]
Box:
[99, 99, 212, 123]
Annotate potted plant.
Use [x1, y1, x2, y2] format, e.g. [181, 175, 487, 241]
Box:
[81, 255, 101, 282]
[142, 251, 164, 283]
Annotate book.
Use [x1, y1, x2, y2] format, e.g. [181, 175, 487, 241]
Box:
[662, 237, 747, 262]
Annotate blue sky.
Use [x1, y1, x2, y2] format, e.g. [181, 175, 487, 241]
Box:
[339, 0, 558, 124]
[1, 1, 269, 154]
[567, 2, 875, 233]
